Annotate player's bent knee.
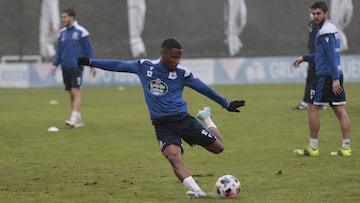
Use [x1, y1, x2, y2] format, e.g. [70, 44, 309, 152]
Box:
[214, 145, 224, 154]
[206, 141, 224, 154]
[163, 145, 182, 161]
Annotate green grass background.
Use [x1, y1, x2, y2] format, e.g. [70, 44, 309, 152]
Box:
[0, 83, 359, 203]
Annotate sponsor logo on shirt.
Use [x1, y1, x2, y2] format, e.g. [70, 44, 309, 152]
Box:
[147, 79, 168, 96]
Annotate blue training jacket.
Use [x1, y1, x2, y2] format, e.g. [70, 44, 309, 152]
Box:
[303, 20, 342, 80]
[53, 21, 95, 69]
[89, 58, 230, 121]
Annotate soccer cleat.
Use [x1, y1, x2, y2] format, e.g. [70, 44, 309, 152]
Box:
[65, 119, 84, 128]
[292, 104, 307, 110]
[197, 107, 211, 121]
[330, 147, 351, 157]
[186, 190, 207, 199]
[293, 146, 319, 156]
[65, 120, 74, 126]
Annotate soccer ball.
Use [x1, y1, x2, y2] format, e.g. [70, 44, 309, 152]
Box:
[215, 174, 241, 198]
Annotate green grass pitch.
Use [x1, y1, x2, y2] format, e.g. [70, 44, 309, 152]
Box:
[0, 83, 359, 202]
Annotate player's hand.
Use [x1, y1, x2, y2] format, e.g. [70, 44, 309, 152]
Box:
[90, 67, 96, 77]
[78, 57, 90, 66]
[332, 79, 342, 95]
[51, 65, 57, 75]
[292, 56, 303, 68]
[226, 100, 246, 112]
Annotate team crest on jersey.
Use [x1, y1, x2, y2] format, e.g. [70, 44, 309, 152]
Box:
[325, 37, 329, 43]
[168, 71, 177, 80]
[147, 78, 168, 96]
[72, 32, 79, 40]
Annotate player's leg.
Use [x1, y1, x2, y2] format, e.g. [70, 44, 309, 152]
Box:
[155, 125, 206, 198]
[330, 105, 351, 156]
[293, 103, 320, 156]
[294, 76, 323, 156]
[332, 105, 350, 140]
[65, 68, 84, 128]
[307, 104, 320, 140]
[293, 69, 311, 110]
[62, 69, 75, 126]
[162, 144, 191, 181]
[197, 107, 222, 140]
[162, 144, 207, 198]
[329, 76, 351, 156]
[70, 88, 81, 112]
[69, 88, 83, 126]
[197, 107, 224, 154]
[205, 136, 224, 154]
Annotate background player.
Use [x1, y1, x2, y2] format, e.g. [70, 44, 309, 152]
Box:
[51, 8, 96, 128]
[292, 1, 351, 157]
[293, 8, 321, 110]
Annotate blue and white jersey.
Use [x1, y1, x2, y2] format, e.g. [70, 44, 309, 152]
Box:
[53, 21, 95, 69]
[303, 20, 342, 80]
[89, 58, 229, 120]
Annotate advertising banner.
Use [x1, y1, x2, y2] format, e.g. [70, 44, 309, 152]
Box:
[1, 55, 359, 88]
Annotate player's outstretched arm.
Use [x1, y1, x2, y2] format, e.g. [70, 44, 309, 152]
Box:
[226, 100, 246, 112]
[78, 57, 140, 73]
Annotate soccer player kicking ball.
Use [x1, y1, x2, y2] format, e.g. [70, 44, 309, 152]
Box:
[78, 38, 245, 198]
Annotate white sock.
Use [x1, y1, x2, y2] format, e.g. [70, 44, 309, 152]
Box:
[204, 116, 217, 129]
[183, 176, 202, 192]
[309, 138, 318, 149]
[342, 139, 350, 149]
[71, 111, 80, 120]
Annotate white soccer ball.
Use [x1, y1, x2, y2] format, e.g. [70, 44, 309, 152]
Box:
[215, 174, 241, 198]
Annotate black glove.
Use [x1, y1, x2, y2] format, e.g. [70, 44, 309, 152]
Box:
[226, 100, 246, 112]
[78, 57, 90, 66]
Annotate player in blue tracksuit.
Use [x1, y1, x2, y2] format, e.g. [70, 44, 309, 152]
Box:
[292, 1, 351, 157]
[302, 22, 342, 83]
[53, 20, 94, 68]
[51, 8, 96, 128]
[78, 38, 245, 198]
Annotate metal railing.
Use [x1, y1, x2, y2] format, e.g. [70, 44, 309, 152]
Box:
[1, 55, 42, 64]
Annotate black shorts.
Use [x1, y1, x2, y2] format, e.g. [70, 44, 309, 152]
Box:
[62, 67, 83, 90]
[154, 114, 217, 153]
[303, 63, 317, 103]
[310, 75, 346, 106]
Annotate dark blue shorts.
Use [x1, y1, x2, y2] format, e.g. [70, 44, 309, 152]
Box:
[303, 63, 317, 103]
[154, 114, 217, 153]
[310, 75, 346, 106]
[62, 67, 83, 90]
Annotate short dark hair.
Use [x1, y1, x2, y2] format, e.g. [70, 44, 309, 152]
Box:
[62, 8, 76, 18]
[161, 38, 182, 50]
[310, 1, 328, 13]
